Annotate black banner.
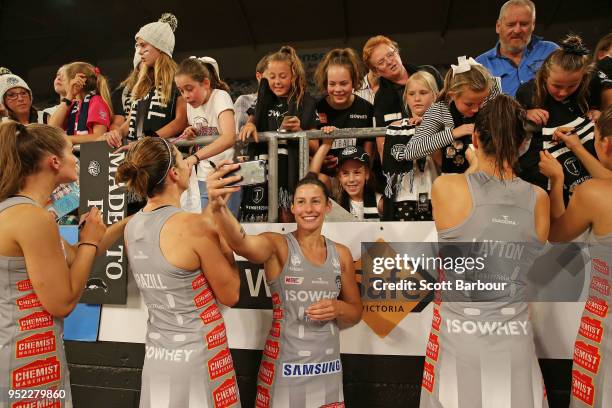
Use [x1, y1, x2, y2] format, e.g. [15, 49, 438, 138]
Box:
[79, 142, 127, 304]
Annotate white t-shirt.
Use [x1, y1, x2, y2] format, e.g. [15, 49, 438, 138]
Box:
[188, 89, 235, 181]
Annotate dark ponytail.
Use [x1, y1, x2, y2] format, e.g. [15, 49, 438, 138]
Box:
[474, 94, 527, 180]
[116, 137, 176, 198]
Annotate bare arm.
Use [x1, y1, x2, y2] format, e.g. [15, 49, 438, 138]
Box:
[187, 109, 236, 166]
[156, 96, 188, 139]
[16, 207, 106, 317]
[64, 216, 130, 265]
[548, 182, 594, 242]
[192, 216, 240, 307]
[207, 161, 278, 264]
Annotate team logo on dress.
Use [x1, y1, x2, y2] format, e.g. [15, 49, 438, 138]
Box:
[291, 253, 301, 266]
[335, 275, 342, 290]
[271, 293, 281, 306]
[99, 111, 107, 120]
[87, 160, 101, 176]
[563, 157, 581, 177]
[273, 308, 283, 320]
[252, 187, 265, 204]
[571, 369, 594, 405]
[213, 376, 239, 408]
[284, 276, 304, 285]
[321, 403, 345, 408]
[194, 287, 214, 308]
[208, 348, 234, 380]
[16, 331, 56, 359]
[12, 399, 61, 408]
[12, 356, 61, 388]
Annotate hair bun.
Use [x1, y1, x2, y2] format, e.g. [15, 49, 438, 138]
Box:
[159, 13, 178, 32]
[561, 35, 590, 56]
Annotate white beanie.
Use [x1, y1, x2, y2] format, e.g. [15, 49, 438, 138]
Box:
[190, 56, 220, 78]
[0, 73, 32, 103]
[133, 48, 141, 69]
[135, 13, 178, 57]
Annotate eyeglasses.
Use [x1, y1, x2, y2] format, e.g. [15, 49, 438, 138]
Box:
[5, 90, 30, 101]
[374, 50, 398, 69]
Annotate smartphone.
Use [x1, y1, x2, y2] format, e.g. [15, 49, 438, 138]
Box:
[225, 160, 267, 186]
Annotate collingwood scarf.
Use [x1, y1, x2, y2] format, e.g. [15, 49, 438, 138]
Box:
[381, 120, 426, 220]
[341, 184, 379, 220]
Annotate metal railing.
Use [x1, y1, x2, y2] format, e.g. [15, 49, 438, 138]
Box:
[175, 127, 387, 221]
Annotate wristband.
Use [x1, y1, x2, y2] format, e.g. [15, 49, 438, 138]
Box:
[62, 98, 72, 107]
[78, 242, 98, 250]
[190, 154, 201, 165]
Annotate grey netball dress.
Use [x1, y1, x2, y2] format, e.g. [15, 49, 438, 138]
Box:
[419, 172, 548, 408]
[570, 232, 612, 407]
[255, 233, 344, 408]
[125, 206, 240, 408]
[0, 196, 73, 408]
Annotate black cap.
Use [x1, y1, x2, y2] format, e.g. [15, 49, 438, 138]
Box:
[337, 145, 370, 166]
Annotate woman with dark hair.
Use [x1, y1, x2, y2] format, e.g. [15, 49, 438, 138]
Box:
[207, 165, 362, 407]
[0, 71, 49, 124]
[116, 137, 241, 408]
[420, 95, 550, 408]
[0, 121, 125, 407]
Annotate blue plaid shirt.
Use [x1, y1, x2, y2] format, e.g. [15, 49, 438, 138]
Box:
[476, 36, 558, 97]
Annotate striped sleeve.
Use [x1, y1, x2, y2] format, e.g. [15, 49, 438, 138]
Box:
[405, 103, 454, 160]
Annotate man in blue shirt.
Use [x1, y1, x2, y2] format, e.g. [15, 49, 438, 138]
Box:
[476, 0, 558, 97]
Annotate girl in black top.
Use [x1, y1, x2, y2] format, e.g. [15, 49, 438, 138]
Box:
[240, 45, 319, 222]
[313, 48, 375, 174]
[516, 35, 612, 202]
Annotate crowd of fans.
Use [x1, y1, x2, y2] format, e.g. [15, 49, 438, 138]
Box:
[1, 1, 610, 224]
